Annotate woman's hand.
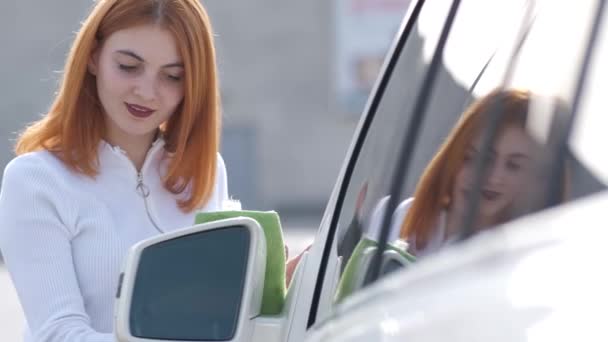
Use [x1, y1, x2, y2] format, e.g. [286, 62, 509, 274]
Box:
[285, 244, 312, 287]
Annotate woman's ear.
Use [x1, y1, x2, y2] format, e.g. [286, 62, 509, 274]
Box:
[88, 40, 100, 76]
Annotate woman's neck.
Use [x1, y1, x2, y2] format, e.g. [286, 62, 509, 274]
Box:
[104, 130, 158, 171]
[445, 207, 496, 237]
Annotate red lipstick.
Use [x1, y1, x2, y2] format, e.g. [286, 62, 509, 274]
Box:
[125, 103, 155, 118]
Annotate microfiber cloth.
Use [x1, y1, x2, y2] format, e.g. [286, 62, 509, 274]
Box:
[195, 210, 286, 315]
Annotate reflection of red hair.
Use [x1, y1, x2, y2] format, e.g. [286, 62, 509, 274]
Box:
[400, 89, 531, 249]
[16, 0, 221, 212]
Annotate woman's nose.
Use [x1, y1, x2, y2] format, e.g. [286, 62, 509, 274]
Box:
[486, 163, 505, 186]
[133, 75, 157, 102]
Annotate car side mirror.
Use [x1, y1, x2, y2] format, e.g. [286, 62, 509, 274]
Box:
[114, 217, 266, 342]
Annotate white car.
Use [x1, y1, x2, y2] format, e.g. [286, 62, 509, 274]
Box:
[113, 0, 608, 341]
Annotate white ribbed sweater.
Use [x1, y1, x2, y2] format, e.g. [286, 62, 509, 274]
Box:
[0, 139, 231, 342]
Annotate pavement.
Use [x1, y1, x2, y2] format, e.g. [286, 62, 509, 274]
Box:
[0, 224, 317, 340]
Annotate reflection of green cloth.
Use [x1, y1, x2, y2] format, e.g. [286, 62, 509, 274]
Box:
[337, 215, 363, 273]
[334, 238, 416, 304]
[195, 210, 286, 315]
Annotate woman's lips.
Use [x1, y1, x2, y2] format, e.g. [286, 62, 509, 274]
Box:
[461, 189, 501, 201]
[482, 189, 500, 201]
[125, 103, 155, 118]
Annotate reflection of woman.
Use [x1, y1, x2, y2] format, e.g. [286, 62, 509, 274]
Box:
[0, 1, 233, 341]
[400, 89, 545, 257]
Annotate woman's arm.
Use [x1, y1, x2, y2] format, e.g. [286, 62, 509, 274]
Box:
[214, 153, 241, 210]
[0, 157, 114, 342]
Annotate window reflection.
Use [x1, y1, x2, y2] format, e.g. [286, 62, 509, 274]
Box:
[360, 89, 567, 259]
[400, 89, 548, 256]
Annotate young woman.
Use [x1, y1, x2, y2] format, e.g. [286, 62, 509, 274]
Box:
[0, 1, 234, 340]
[400, 89, 550, 257]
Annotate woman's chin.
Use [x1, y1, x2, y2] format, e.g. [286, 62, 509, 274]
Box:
[479, 207, 505, 226]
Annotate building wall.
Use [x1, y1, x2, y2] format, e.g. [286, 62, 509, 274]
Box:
[0, 1, 92, 174]
[205, 1, 358, 214]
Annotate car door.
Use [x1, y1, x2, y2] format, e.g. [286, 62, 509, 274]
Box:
[303, 0, 608, 340]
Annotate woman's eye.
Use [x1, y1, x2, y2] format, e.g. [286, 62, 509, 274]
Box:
[118, 64, 138, 72]
[506, 161, 522, 172]
[166, 74, 182, 82]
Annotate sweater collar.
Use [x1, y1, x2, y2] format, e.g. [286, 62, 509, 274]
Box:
[99, 137, 166, 175]
[101, 136, 165, 155]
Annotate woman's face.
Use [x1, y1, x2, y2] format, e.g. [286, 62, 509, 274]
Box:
[89, 24, 185, 145]
[451, 124, 538, 226]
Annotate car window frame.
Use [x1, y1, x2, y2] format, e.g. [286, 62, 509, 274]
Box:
[305, 0, 427, 329]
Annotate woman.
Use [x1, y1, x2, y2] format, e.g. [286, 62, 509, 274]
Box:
[400, 89, 551, 257]
[0, 1, 234, 341]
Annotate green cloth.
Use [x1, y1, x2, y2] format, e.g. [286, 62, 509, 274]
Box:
[334, 238, 416, 304]
[195, 210, 286, 315]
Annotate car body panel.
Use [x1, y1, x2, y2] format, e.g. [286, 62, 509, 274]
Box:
[306, 191, 608, 341]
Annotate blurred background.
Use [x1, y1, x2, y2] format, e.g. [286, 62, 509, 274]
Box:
[0, 0, 410, 338]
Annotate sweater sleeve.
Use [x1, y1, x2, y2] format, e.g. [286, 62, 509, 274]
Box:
[0, 157, 115, 342]
[216, 153, 240, 210]
[216, 153, 229, 204]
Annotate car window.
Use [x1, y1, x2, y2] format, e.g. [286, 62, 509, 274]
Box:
[390, 0, 604, 269]
[323, 0, 531, 310]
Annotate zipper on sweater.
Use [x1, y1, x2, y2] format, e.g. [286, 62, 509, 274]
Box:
[136, 171, 164, 234]
[106, 139, 166, 234]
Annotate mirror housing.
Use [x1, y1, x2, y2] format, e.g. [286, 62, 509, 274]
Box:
[114, 217, 267, 342]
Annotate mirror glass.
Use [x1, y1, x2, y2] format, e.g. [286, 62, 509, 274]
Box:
[130, 225, 250, 341]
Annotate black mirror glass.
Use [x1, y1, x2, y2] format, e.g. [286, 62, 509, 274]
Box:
[129, 225, 250, 341]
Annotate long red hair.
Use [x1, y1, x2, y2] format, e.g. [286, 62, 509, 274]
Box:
[16, 0, 221, 212]
[400, 89, 532, 249]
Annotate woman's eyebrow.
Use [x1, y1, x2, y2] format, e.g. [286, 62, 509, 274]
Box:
[116, 50, 143, 61]
[115, 50, 183, 68]
[508, 152, 530, 159]
[162, 62, 184, 68]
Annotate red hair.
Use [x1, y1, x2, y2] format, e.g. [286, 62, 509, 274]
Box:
[16, 0, 221, 212]
[400, 89, 532, 249]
